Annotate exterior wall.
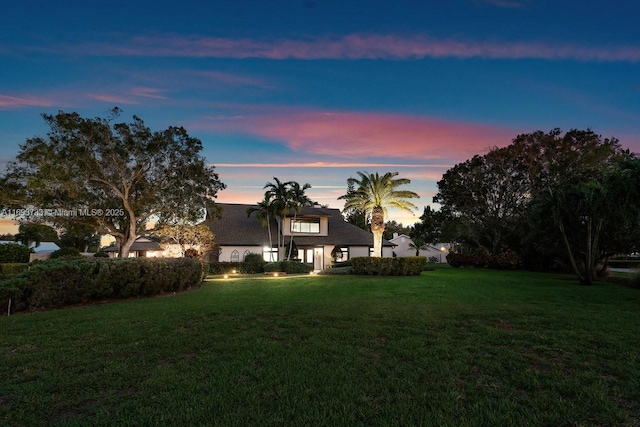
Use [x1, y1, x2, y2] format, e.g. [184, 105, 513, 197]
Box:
[217, 245, 262, 262]
[382, 246, 394, 258]
[349, 246, 371, 258]
[389, 234, 449, 262]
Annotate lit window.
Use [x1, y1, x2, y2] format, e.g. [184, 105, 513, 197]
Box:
[263, 247, 278, 262]
[291, 219, 320, 233]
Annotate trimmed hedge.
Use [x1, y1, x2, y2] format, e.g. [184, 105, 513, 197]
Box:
[0, 243, 31, 263]
[209, 258, 265, 274]
[49, 247, 82, 259]
[351, 257, 426, 276]
[263, 261, 314, 274]
[0, 257, 204, 313]
[0, 263, 30, 276]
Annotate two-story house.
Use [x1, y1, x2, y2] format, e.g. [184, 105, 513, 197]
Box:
[204, 203, 394, 270]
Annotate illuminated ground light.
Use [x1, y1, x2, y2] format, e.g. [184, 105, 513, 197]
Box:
[223, 274, 229, 279]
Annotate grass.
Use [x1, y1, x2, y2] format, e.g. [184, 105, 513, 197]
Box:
[1, 266, 639, 426]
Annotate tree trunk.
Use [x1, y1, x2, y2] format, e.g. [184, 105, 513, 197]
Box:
[371, 206, 385, 257]
[559, 220, 587, 285]
[118, 204, 137, 258]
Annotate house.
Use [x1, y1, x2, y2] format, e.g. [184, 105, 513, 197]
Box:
[388, 233, 450, 262]
[102, 236, 173, 258]
[203, 203, 394, 270]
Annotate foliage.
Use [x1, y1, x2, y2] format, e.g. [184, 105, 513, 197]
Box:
[243, 253, 265, 273]
[339, 171, 419, 257]
[153, 223, 216, 258]
[446, 250, 522, 270]
[49, 246, 82, 259]
[382, 220, 411, 240]
[351, 256, 425, 276]
[209, 255, 265, 274]
[2, 108, 225, 258]
[0, 263, 30, 276]
[410, 205, 442, 245]
[261, 177, 315, 260]
[1, 257, 203, 311]
[58, 223, 100, 252]
[428, 256, 439, 263]
[280, 260, 314, 274]
[14, 223, 58, 247]
[435, 128, 640, 285]
[93, 251, 109, 258]
[0, 242, 32, 263]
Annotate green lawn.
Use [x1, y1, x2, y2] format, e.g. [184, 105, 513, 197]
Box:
[1, 267, 639, 426]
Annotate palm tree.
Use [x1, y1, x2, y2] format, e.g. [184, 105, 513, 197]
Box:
[246, 194, 275, 261]
[264, 177, 293, 260]
[286, 181, 313, 259]
[339, 171, 419, 257]
[408, 236, 429, 256]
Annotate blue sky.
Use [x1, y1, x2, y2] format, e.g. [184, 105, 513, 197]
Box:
[2, 0, 640, 233]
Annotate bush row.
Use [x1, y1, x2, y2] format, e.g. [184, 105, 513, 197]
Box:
[264, 260, 314, 274]
[0, 243, 31, 263]
[351, 257, 426, 276]
[208, 253, 265, 274]
[446, 250, 522, 269]
[0, 263, 30, 277]
[0, 257, 204, 313]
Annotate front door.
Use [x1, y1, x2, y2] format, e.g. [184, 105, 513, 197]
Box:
[313, 247, 324, 271]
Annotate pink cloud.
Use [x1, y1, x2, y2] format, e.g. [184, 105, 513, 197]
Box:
[0, 94, 52, 109]
[87, 93, 138, 105]
[77, 33, 640, 62]
[129, 86, 167, 99]
[201, 109, 515, 162]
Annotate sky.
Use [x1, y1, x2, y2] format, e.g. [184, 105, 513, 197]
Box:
[2, 0, 640, 234]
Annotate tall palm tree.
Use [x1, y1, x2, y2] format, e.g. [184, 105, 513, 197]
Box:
[286, 181, 313, 259]
[246, 193, 275, 261]
[263, 177, 293, 260]
[339, 171, 419, 257]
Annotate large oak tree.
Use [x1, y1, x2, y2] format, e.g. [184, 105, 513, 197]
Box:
[1, 108, 225, 257]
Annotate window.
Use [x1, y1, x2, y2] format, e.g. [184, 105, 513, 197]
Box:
[335, 247, 349, 262]
[243, 250, 251, 260]
[291, 219, 320, 233]
[230, 250, 240, 263]
[263, 247, 278, 262]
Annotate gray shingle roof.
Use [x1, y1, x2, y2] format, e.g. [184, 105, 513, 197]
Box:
[204, 203, 391, 247]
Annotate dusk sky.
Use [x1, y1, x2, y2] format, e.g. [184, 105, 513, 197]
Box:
[2, 0, 640, 234]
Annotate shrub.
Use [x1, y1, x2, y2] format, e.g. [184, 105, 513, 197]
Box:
[428, 256, 439, 263]
[0, 263, 30, 276]
[351, 257, 425, 276]
[49, 247, 82, 259]
[1, 257, 203, 311]
[242, 253, 265, 273]
[0, 243, 31, 263]
[280, 260, 314, 274]
[94, 251, 109, 258]
[263, 262, 280, 273]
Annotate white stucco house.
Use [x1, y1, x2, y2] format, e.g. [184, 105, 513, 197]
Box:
[388, 233, 450, 262]
[204, 203, 394, 270]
